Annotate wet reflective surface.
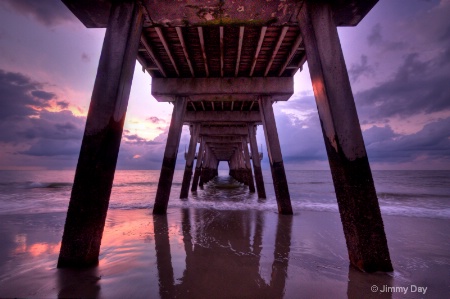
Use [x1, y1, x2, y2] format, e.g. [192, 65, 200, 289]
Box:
[0, 207, 448, 298]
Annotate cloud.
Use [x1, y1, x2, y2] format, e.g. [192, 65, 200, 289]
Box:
[0, 69, 86, 167]
[355, 52, 450, 120]
[349, 55, 375, 82]
[81, 53, 90, 63]
[31, 90, 56, 101]
[147, 116, 165, 124]
[0, 0, 75, 27]
[367, 23, 382, 46]
[364, 118, 450, 163]
[0, 69, 46, 119]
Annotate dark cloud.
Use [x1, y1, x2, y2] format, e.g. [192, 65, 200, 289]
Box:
[20, 139, 81, 156]
[0, 0, 75, 27]
[366, 23, 406, 51]
[0, 69, 85, 162]
[81, 53, 90, 63]
[365, 118, 450, 162]
[31, 90, 56, 101]
[0, 69, 44, 119]
[355, 52, 450, 120]
[367, 23, 382, 46]
[147, 116, 164, 124]
[123, 132, 161, 146]
[349, 55, 375, 82]
[57, 100, 69, 109]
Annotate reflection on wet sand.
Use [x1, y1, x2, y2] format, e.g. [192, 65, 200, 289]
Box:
[153, 208, 292, 299]
[1, 210, 446, 298]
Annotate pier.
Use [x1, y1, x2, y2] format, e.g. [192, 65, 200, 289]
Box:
[58, 0, 392, 272]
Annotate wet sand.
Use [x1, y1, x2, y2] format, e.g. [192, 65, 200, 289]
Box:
[0, 208, 448, 298]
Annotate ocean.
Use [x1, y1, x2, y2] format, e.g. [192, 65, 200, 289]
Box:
[0, 169, 449, 219]
[0, 169, 449, 298]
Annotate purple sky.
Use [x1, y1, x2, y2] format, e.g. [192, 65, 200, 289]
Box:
[0, 0, 449, 170]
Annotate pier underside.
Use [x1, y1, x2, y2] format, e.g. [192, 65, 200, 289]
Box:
[58, 0, 392, 272]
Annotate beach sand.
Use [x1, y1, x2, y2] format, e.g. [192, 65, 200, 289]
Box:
[0, 208, 448, 298]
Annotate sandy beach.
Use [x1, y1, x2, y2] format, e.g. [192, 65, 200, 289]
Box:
[0, 208, 448, 298]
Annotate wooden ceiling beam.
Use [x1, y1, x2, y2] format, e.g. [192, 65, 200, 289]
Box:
[264, 26, 289, 77]
[197, 27, 209, 77]
[249, 26, 267, 77]
[175, 27, 195, 77]
[278, 33, 303, 76]
[249, 101, 255, 111]
[190, 101, 197, 111]
[140, 36, 167, 77]
[220, 26, 224, 77]
[155, 27, 180, 76]
[235, 26, 244, 77]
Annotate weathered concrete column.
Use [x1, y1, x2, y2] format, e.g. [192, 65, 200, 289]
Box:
[248, 124, 266, 198]
[153, 97, 187, 214]
[58, 1, 143, 268]
[298, 1, 392, 272]
[242, 139, 256, 192]
[180, 124, 199, 198]
[199, 145, 210, 187]
[191, 138, 204, 191]
[259, 96, 293, 215]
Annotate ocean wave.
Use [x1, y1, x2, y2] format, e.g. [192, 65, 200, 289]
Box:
[26, 182, 73, 189]
[107, 199, 450, 219]
[378, 192, 449, 200]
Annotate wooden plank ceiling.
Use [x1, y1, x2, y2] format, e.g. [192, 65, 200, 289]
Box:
[137, 25, 306, 79]
[137, 25, 306, 113]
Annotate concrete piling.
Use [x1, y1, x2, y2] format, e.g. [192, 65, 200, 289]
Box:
[298, 1, 392, 272]
[180, 124, 199, 198]
[259, 96, 293, 215]
[57, 1, 143, 268]
[153, 97, 187, 214]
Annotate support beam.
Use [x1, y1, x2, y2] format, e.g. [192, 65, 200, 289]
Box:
[235, 26, 244, 77]
[250, 26, 267, 76]
[264, 26, 289, 77]
[248, 124, 266, 198]
[141, 36, 167, 77]
[175, 27, 195, 77]
[220, 26, 224, 77]
[189, 101, 196, 111]
[191, 138, 204, 192]
[278, 33, 303, 76]
[58, 1, 143, 268]
[184, 111, 261, 123]
[155, 27, 180, 76]
[151, 77, 294, 102]
[242, 139, 256, 193]
[197, 27, 209, 77]
[153, 97, 187, 214]
[298, 1, 392, 272]
[199, 126, 249, 136]
[180, 124, 199, 198]
[259, 96, 293, 215]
